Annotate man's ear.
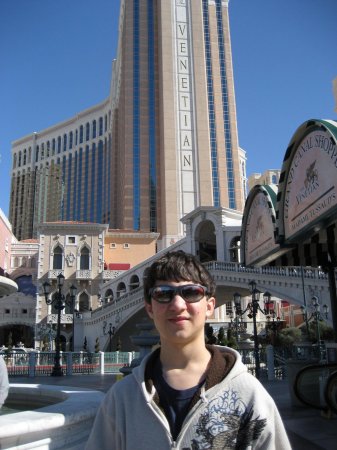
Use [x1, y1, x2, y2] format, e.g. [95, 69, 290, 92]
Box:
[144, 300, 154, 319]
[206, 297, 215, 318]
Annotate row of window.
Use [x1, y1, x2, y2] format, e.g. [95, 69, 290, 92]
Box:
[109, 243, 130, 249]
[53, 245, 90, 270]
[13, 113, 111, 169]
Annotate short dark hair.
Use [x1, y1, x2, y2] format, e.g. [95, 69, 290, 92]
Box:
[143, 250, 216, 303]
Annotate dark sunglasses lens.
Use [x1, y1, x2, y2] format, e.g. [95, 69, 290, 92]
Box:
[151, 287, 173, 303]
[181, 285, 205, 302]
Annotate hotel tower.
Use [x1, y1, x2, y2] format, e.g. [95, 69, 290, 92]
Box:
[10, 0, 246, 248]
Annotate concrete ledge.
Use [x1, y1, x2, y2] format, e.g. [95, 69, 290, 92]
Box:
[0, 383, 105, 449]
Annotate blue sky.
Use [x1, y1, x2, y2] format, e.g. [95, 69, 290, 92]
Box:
[0, 0, 336, 219]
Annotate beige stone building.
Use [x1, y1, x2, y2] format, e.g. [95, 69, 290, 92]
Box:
[247, 169, 281, 192]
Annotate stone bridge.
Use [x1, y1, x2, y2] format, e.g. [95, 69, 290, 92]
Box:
[76, 253, 332, 352]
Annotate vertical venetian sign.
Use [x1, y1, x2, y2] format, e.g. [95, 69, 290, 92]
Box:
[283, 128, 337, 240]
[175, 0, 196, 214]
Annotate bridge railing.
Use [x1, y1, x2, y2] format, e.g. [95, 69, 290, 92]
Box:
[204, 262, 329, 280]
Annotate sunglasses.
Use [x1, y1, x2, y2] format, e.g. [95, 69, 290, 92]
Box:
[149, 284, 208, 303]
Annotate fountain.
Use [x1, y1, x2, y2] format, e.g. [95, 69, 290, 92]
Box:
[0, 384, 105, 449]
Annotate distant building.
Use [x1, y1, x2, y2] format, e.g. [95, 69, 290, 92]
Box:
[10, 0, 246, 247]
[0, 215, 159, 350]
[247, 169, 281, 192]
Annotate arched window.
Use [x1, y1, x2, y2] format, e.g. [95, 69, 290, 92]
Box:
[92, 120, 97, 138]
[272, 174, 278, 184]
[80, 247, 90, 270]
[79, 125, 83, 143]
[18, 151, 22, 167]
[63, 134, 67, 151]
[64, 293, 74, 314]
[23, 149, 27, 165]
[57, 136, 61, 153]
[79, 292, 90, 312]
[53, 245, 63, 269]
[229, 237, 241, 263]
[69, 131, 73, 149]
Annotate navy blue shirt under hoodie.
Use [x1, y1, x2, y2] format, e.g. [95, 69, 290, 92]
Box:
[153, 358, 205, 440]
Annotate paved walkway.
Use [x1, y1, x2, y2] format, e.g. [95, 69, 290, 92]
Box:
[9, 374, 337, 449]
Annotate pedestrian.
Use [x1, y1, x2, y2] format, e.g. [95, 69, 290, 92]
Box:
[0, 355, 9, 408]
[86, 250, 291, 449]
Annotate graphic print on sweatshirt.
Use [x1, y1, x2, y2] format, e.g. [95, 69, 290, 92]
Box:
[187, 389, 267, 449]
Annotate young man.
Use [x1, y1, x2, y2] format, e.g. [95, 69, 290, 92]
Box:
[86, 251, 291, 449]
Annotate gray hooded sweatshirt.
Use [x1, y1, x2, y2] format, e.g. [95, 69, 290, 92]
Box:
[85, 346, 291, 450]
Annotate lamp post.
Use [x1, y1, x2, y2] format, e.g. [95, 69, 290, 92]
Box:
[103, 321, 115, 352]
[108, 323, 115, 352]
[233, 281, 271, 379]
[230, 292, 246, 341]
[301, 296, 329, 360]
[42, 274, 77, 376]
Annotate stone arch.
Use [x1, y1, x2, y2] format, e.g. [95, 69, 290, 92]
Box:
[117, 282, 126, 298]
[129, 274, 140, 291]
[104, 289, 114, 304]
[195, 220, 217, 263]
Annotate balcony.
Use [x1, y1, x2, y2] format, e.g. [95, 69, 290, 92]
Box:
[48, 313, 73, 324]
[48, 269, 64, 279]
[76, 270, 92, 280]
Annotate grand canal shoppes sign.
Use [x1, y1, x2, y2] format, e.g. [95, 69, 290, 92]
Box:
[241, 118, 337, 335]
[241, 118, 337, 268]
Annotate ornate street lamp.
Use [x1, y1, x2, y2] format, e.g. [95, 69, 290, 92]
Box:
[231, 292, 246, 341]
[42, 274, 77, 376]
[103, 321, 115, 352]
[233, 281, 271, 379]
[301, 296, 329, 360]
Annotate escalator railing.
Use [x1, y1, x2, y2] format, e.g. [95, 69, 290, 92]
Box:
[294, 363, 337, 414]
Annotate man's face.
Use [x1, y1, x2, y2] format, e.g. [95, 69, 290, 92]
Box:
[144, 280, 215, 346]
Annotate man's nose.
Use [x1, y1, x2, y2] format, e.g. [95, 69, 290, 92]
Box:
[169, 292, 187, 309]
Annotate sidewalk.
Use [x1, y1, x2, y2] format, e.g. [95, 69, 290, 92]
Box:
[10, 374, 337, 449]
[262, 378, 337, 450]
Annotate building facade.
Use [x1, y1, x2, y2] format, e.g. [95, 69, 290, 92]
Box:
[10, 0, 246, 248]
[247, 169, 281, 192]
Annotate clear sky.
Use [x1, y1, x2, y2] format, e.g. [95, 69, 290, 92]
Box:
[0, 0, 336, 219]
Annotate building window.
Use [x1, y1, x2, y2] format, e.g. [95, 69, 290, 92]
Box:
[79, 125, 83, 144]
[86, 122, 90, 141]
[80, 247, 90, 270]
[123, 243, 130, 249]
[69, 131, 73, 149]
[63, 134, 67, 151]
[92, 120, 96, 138]
[5, 309, 10, 314]
[53, 245, 63, 269]
[109, 243, 116, 249]
[67, 236, 76, 245]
